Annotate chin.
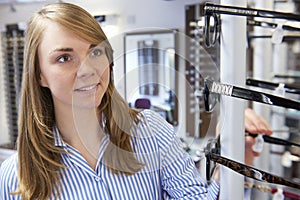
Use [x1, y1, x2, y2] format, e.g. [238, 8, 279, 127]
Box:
[73, 92, 103, 109]
[72, 104, 100, 111]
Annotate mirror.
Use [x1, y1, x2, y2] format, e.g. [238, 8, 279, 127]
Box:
[124, 29, 178, 125]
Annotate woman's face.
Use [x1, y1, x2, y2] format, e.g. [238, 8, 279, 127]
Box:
[38, 21, 110, 110]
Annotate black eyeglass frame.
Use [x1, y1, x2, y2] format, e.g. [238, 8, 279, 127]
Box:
[204, 13, 221, 47]
[204, 2, 300, 21]
[203, 2, 300, 47]
[204, 138, 300, 190]
[203, 78, 300, 112]
[247, 19, 300, 32]
[274, 74, 300, 81]
[246, 78, 300, 95]
[246, 131, 300, 148]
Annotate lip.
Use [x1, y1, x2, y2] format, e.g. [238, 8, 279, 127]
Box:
[75, 83, 99, 93]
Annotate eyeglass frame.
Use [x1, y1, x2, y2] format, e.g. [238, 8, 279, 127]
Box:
[203, 2, 300, 47]
[202, 78, 300, 113]
[204, 2, 300, 21]
[246, 78, 300, 95]
[246, 131, 300, 148]
[204, 13, 221, 48]
[274, 74, 300, 81]
[204, 138, 300, 190]
[247, 19, 300, 32]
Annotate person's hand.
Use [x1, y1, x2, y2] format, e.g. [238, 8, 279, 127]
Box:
[244, 108, 272, 135]
[244, 108, 273, 165]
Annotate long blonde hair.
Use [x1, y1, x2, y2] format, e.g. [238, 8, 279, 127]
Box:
[16, 2, 143, 199]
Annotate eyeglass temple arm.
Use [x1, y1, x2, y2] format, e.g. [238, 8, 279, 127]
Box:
[205, 79, 300, 110]
[208, 152, 300, 189]
[247, 19, 300, 32]
[246, 78, 300, 95]
[274, 74, 300, 80]
[248, 35, 300, 42]
[232, 86, 300, 110]
[204, 2, 300, 22]
[246, 131, 300, 148]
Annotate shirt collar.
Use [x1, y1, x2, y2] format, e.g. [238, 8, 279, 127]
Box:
[53, 125, 67, 147]
[53, 123, 110, 149]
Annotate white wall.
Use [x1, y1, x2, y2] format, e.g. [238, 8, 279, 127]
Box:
[0, 0, 209, 144]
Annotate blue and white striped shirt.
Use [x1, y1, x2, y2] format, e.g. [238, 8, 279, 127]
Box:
[0, 110, 219, 199]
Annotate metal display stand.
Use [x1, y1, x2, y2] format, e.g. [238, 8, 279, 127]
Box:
[251, 1, 273, 199]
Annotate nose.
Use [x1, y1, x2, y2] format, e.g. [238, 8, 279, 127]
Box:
[76, 57, 96, 79]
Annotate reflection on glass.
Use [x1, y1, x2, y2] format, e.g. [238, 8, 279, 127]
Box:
[138, 40, 159, 96]
[124, 30, 178, 125]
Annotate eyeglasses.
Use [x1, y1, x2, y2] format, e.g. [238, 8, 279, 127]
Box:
[246, 78, 300, 95]
[246, 131, 300, 148]
[203, 2, 300, 47]
[204, 3, 300, 21]
[202, 78, 300, 112]
[274, 74, 300, 81]
[247, 19, 300, 32]
[204, 12, 221, 48]
[204, 138, 300, 190]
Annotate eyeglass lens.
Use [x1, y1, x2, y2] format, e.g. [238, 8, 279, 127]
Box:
[203, 81, 219, 112]
[204, 14, 220, 47]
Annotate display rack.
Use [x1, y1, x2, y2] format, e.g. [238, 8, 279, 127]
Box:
[185, 3, 220, 138]
[1, 23, 24, 147]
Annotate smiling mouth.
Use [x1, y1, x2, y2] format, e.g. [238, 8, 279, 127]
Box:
[75, 83, 99, 91]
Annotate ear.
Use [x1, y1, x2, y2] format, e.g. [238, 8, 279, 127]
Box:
[39, 73, 49, 87]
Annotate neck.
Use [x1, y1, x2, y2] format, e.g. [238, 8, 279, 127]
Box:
[56, 105, 101, 134]
[55, 105, 104, 170]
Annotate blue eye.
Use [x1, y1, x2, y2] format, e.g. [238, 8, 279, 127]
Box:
[57, 54, 71, 63]
[91, 48, 104, 57]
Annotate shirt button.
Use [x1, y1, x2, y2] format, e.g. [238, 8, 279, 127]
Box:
[94, 176, 100, 182]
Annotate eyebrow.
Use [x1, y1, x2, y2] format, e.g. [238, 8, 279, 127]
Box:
[90, 44, 97, 48]
[49, 44, 98, 55]
[50, 48, 73, 55]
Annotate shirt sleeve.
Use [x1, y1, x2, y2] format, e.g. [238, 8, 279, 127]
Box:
[160, 136, 219, 200]
[144, 110, 220, 199]
[0, 154, 20, 200]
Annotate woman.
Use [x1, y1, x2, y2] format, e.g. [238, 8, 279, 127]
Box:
[0, 2, 219, 199]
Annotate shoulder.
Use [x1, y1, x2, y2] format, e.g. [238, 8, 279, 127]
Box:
[139, 109, 174, 132]
[0, 153, 18, 188]
[137, 109, 176, 147]
[1, 152, 18, 172]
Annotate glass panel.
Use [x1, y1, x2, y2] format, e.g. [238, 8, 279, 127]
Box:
[124, 29, 178, 125]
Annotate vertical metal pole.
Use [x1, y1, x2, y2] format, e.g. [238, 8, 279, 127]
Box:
[252, 0, 273, 119]
[220, 0, 246, 199]
[251, 1, 273, 199]
[270, 0, 295, 181]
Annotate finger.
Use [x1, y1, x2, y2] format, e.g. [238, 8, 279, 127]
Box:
[245, 136, 256, 165]
[244, 108, 272, 135]
[252, 151, 260, 157]
[244, 108, 259, 133]
[245, 135, 255, 148]
[244, 118, 258, 133]
[255, 115, 273, 135]
[245, 136, 261, 165]
[244, 109, 258, 132]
